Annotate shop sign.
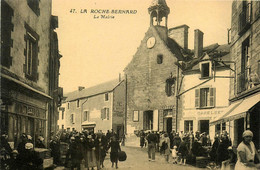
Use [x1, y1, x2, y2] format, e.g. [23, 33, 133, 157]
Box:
[197, 110, 223, 115]
[27, 107, 34, 116]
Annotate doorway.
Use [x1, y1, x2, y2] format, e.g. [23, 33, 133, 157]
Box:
[236, 118, 244, 146]
[199, 120, 209, 135]
[143, 110, 153, 130]
[249, 102, 259, 149]
[166, 118, 172, 134]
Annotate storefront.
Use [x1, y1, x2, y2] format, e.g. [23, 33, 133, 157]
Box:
[180, 108, 228, 139]
[81, 121, 96, 133]
[210, 92, 260, 148]
[1, 75, 50, 148]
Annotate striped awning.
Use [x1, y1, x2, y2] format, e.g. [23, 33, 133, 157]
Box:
[210, 92, 260, 125]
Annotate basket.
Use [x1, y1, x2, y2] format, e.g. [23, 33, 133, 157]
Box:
[118, 151, 127, 161]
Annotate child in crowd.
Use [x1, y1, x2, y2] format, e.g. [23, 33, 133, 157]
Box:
[171, 145, 178, 164]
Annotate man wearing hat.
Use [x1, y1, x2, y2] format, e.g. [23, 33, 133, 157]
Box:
[235, 130, 260, 170]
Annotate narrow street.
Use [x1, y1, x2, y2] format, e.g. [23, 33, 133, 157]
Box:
[56, 146, 203, 170]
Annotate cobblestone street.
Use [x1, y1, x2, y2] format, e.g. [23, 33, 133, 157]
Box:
[55, 145, 203, 170]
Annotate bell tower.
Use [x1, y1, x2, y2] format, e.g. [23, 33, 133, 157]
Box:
[148, 0, 170, 27]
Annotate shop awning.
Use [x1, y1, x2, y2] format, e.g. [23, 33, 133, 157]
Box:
[210, 92, 260, 125]
[81, 121, 96, 127]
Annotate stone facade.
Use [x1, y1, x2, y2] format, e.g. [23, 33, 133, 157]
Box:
[229, 0, 260, 98]
[1, 0, 61, 147]
[228, 0, 260, 148]
[124, 25, 179, 134]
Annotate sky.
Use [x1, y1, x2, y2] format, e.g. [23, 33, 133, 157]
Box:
[52, 0, 233, 94]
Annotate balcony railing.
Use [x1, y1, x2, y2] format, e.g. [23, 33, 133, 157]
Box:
[239, 3, 251, 35]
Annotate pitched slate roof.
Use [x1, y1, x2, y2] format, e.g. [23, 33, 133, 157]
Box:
[65, 79, 122, 102]
[178, 43, 231, 71]
[167, 37, 185, 61]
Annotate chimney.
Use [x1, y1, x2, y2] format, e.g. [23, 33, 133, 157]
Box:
[119, 73, 121, 82]
[168, 25, 189, 50]
[194, 29, 204, 58]
[78, 86, 85, 91]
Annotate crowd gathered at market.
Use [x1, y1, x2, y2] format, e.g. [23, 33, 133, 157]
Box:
[0, 129, 124, 170]
[139, 129, 260, 169]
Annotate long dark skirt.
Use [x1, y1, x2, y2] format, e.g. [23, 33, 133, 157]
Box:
[85, 150, 97, 168]
[110, 152, 118, 163]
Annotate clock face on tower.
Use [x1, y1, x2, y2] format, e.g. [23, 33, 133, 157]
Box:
[146, 36, 156, 49]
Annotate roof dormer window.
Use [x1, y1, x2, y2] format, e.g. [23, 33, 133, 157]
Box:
[200, 61, 211, 78]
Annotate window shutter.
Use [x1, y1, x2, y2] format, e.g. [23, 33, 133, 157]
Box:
[87, 112, 90, 121]
[71, 114, 74, 123]
[101, 109, 105, 119]
[83, 111, 86, 121]
[195, 89, 200, 108]
[107, 108, 110, 120]
[209, 88, 216, 107]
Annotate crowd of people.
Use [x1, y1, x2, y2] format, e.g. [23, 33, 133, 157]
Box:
[0, 129, 123, 170]
[139, 129, 260, 169]
[51, 129, 122, 170]
[0, 133, 45, 169]
[1, 128, 260, 170]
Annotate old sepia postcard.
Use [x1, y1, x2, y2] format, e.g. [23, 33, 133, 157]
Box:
[1, 0, 260, 169]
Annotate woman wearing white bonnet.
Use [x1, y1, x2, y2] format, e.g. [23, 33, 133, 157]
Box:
[235, 130, 260, 170]
[25, 142, 33, 150]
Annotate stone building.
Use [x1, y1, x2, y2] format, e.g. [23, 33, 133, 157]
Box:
[1, 0, 62, 147]
[124, 0, 187, 134]
[211, 0, 260, 149]
[58, 79, 125, 137]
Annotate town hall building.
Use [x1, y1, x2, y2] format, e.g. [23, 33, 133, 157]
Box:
[124, 0, 186, 134]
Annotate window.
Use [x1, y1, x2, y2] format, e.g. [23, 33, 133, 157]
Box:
[1, 1, 14, 68]
[215, 123, 226, 135]
[101, 108, 109, 120]
[195, 87, 216, 108]
[70, 114, 75, 124]
[77, 100, 80, 108]
[200, 88, 209, 107]
[27, 0, 40, 16]
[200, 62, 211, 78]
[67, 102, 70, 109]
[184, 120, 193, 133]
[105, 93, 109, 101]
[83, 111, 90, 121]
[133, 111, 139, 122]
[61, 110, 64, 120]
[238, 37, 250, 93]
[157, 54, 163, 64]
[24, 24, 39, 81]
[165, 78, 175, 97]
[239, 1, 251, 35]
[62, 125, 64, 130]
